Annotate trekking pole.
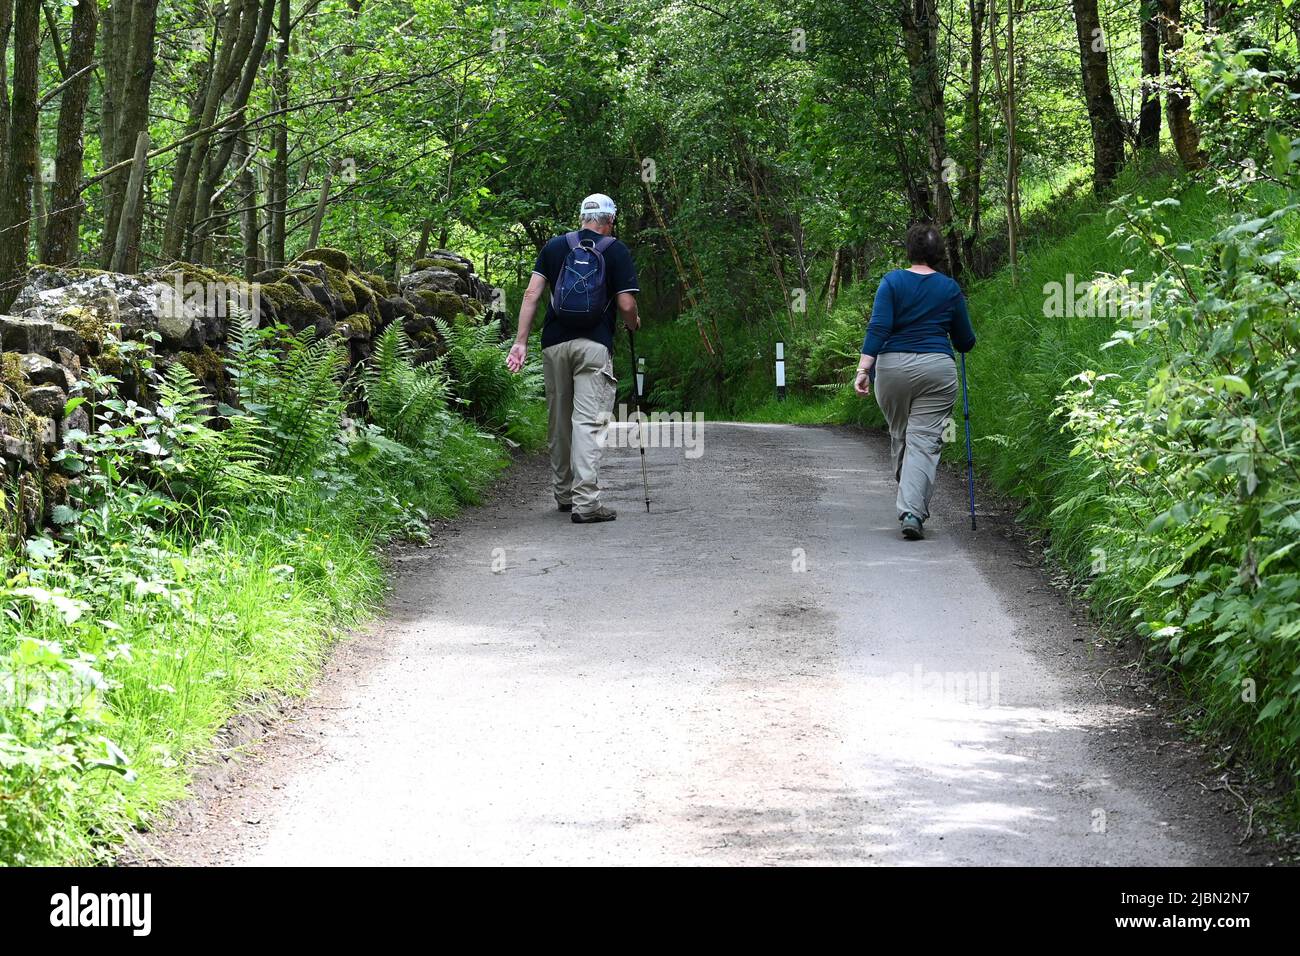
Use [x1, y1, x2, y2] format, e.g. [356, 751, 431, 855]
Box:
[960, 352, 976, 531]
[627, 328, 651, 513]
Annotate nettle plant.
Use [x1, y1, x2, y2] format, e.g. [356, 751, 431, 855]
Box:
[0, 629, 132, 864]
[53, 354, 278, 540]
[1059, 65, 1300, 770]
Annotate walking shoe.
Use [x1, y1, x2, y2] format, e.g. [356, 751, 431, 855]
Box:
[572, 505, 617, 524]
[901, 512, 925, 540]
[556, 503, 573, 513]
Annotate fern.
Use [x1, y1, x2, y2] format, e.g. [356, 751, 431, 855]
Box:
[359, 324, 450, 448]
[154, 362, 280, 511]
[434, 317, 543, 432]
[226, 314, 348, 475]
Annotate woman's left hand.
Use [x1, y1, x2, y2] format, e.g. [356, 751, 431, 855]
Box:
[854, 369, 871, 396]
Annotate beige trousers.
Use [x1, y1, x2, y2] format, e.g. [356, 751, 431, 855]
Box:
[873, 351, 958, 522]
[542, 338, 617, 514]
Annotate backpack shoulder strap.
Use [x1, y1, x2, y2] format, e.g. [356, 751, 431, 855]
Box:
[564, 231, 582, 251]
[592, 236, 617, 254]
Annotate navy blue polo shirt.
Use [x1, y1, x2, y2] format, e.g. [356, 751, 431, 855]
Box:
[532, 230, 639, 351]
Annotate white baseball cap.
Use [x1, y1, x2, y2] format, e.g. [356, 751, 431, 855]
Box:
[580, 193, 617, 218]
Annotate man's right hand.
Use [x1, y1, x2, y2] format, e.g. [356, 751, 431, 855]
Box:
[507, 342, 527, 373]
[617, 291, 640, 332]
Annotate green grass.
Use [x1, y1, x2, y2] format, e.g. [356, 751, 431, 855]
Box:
[722, 389, 878, 426]
[0, 455, 513, 865]
[88, 495, 386, 852]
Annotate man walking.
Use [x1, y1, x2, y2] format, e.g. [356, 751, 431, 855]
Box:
[507, 193, 640, 523]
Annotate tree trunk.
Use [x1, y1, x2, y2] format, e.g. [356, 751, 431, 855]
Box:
[1159, 0, 1205, 169]
[32, 110, 44, 253]
[235, 138, 261, 278]
[900, 0, 961, 277]
[989, 0, 1021, 282]
[792, 213, 809, 297]
[190, 0, 276, 262]
[740, 145, 794, 325]
[825, 246, 843, 314]
[268, 0, 290, 266]
[0, 0, 39, 308]
[1137, 0, 1161, 150]
[1071, 0, 1126, 191]
[962, 0, 986, 259]
[415, 218, 433, 260]
[0, 0, 15, 190]
[110, 131, 149, 274]
[42, 0, 97, 265]
[885, 110, 931, 221]
[100, 0, 159, 269]
[309, 171, 331, 248]
[164, 0, 254, 260]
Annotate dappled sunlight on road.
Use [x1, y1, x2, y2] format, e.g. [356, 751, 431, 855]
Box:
[179, 424, 1211, 866]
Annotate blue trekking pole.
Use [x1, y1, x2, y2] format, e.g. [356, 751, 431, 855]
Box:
[960, 352, 976, 531]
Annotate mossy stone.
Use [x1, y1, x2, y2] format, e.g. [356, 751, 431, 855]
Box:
[24, 385, 66, 419]
[37, 265, 110, 282]
[409, 289, 438, 316]
[177, 346, 227, 384]
[17, 472, 41, 532]
[341, 312, 372, 336]
[92, 343, 125, 375]
[43, 472, 69, 507]
[160, 261, 249, 294]
[430, 290, 465, 320]
[57, 304, 112, 356]
[322, 266, 358, 313]
[259, 281, 329, 328]
[1, 352, 27, 396]
[347, 274, 376, 309]
[295, 247, 352, 273]
[413, 256, 468, 276]
[363, 272, 395, 296]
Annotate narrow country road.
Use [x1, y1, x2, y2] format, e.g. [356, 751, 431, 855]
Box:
[145, 423, 1251, 866]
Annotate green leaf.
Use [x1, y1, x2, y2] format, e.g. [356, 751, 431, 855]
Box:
[24, 537, 58, 562]
[1217, 375, 1251, 397]
[1268, 128, 1292, 179]
[50, 505, 78, 525]
[1258, 542, 1297, 575]
[1257, 697, 1285, 722]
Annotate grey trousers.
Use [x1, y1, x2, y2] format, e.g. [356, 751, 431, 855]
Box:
[542, 338, 617, 514]
[873, 351, 958, 522]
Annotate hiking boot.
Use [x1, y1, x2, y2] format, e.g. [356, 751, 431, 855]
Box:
[556, 503, 573, 513]
[901, 512, 925, 540]
[572, 505, 617, 524]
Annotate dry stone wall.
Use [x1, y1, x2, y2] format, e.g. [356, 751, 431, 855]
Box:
[0, 247, 502, 537]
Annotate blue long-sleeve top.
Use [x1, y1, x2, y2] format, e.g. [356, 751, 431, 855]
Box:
[861, 269, 977, 357]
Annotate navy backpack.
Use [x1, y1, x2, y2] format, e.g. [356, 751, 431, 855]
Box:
[552, 232, 616, 329]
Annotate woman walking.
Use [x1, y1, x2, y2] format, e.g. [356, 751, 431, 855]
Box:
[854, 224, 976, 540]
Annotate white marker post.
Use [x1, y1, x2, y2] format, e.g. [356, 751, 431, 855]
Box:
[775, 341, 786, 401]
